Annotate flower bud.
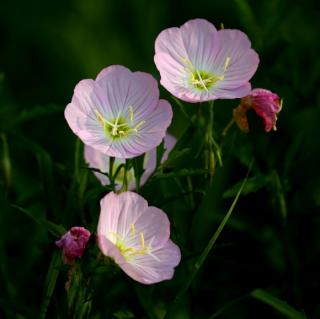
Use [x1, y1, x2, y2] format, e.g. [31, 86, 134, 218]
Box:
[55, 227, 91, 264]
[233, 88, 282, 133]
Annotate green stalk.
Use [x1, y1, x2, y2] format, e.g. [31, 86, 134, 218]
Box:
[109, 157, 115, 192]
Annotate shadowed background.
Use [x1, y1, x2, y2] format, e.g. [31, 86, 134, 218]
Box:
[0, 0, 319, 318]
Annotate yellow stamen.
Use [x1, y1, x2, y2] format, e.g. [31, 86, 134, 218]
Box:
[224, 57, 230, 71]
[128, 105, 134, 122]
[140, 233, 145, 249]
[95, 110, 106, 126]
[196, 69, 209, 91]
[131, 224, 135, 238]
[220, 22, 225, 29]
[133, 120, 145, 132]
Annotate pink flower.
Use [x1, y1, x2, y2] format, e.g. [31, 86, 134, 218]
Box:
[97, 192, 181, 284]
[56, 227, 91, 264]
[65, 65, 173, 159]
[84, 134, 177, 190]
[233, 88, 282, 133]
[154, 19, 259, 102]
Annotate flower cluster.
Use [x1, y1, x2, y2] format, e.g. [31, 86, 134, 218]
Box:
[58, 18, 282, 285]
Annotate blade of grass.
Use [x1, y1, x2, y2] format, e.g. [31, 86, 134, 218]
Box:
[165, 161, 253, 318]
[12, 204, 66, 237]
[208, 294, 248, 319]
[40, 250, 61, 319]
[250, 289, 307, 319]
[1, 133, 11, 188]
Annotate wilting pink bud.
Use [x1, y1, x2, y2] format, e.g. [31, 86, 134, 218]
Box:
[233, 88, 282, 133]
[56, 227, 91, 264]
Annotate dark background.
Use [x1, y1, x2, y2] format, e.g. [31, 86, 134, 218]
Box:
[0, 0, 319, 318]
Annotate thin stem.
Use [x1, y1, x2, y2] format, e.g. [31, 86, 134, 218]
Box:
[120, 160, 129, 192]
[109, 157, 115, 192]
[222, 118, 235, 138]
[133, 158, 141, 193]
[0, 134, 11, 189]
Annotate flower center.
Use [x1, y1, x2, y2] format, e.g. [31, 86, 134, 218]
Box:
[109, 224, 154, 261]
[190, 70, 224, 91]
[182, 57, 231, 91]
[95, 106, 145, 140]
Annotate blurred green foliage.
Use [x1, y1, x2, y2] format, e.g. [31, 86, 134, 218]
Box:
[0, 0, 320, 318]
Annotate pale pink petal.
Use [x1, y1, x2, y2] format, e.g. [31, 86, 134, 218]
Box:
[95, 65, 159, 121]
[98, 192, 121, 241]
[120, 240, 181, 284]
[123, 206, 170, 250]
[97, 235, 126, 265]
[126, 100, 173, 156]
[213, 83, 252, 99]
[180, 19, 219, 70]
[84, 145, 110, 186]
[98, 192, 149, 243]
[212, 29, 259, 89]
[155, 27, 188, 65]
[155, 52, 187, 97]
[162, 134, 177, 162]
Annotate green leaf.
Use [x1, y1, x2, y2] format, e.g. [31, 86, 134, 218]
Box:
[13, 104, 63, 127]
[162, 148, 191, 168]
[154, 168, 208, 180]
[250, 289, 307, 319]
[0, 134, 11, 188]
[12, 204, 66, 237]
[15, 135, 62, 219]
[223, 175, 269, 198]
[165, 162, 252, 318]
[114, 310, 135, 319]
[40, 251, 61, 319]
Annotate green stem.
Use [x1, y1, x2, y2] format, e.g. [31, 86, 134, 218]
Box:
[74, 139, 81, 183]
[109, 157, 115, 192]
[0, 134, 11, 189]
[133, 158, 141, 193]
[222, 118, 235, 138]
[120, 160, 129, 192]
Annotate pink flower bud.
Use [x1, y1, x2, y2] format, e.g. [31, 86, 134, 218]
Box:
[55, 227, 91, 264]
[233, 88, 282, 133]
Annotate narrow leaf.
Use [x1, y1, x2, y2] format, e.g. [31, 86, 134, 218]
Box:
[165, 161, 253, 318]
[40, 251, 61, 319]
[250, 289, 307, 319]
[223, 175, 268, 198]
[12, 204, 66, 237]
